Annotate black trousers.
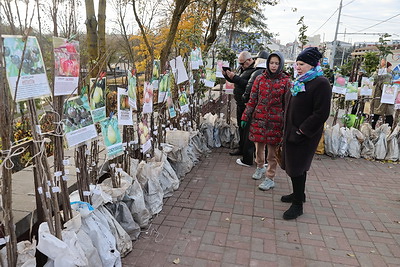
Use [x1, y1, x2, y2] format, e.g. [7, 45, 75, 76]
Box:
[237, 104, 254, 165]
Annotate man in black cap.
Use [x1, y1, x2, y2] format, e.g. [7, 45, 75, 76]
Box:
[223, 51, 255, 161]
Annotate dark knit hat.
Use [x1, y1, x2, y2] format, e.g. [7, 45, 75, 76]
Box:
[296, 47, 322, 67]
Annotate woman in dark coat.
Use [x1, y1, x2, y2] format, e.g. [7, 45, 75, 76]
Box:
[281, 47, 332, 220]
[241, 51, 291, 191]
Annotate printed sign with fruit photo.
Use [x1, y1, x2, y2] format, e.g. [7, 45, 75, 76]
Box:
[100, 116, 124, 157]
[62, 94, 98, 147]
[142, 82, 153, 114]
[138, 118, 152, 153]
[53, 37, 79, 77]
[3, 35, 51, 101]
[128, 70, 137, 110]
[117, 87, 133, 125]
[90, 77, 107, 122]
[53, 37, 80, 96]
[332, 75, 348, 95]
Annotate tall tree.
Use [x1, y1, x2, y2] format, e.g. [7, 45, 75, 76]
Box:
[98, 0, 107, 71]
[377, 33, 393, 59]
[132, 0, 154, 63]
[85, 0, 99, 77]
[203, 0, 229, 53]
[159, 0, 191, 72]
[297, 16, 308, 49]
[111, 0, 135, 64]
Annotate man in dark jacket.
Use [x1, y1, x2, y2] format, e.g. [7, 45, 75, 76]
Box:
[223, 51, 255, 166]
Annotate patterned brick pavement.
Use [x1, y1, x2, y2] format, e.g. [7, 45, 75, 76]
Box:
[122, 148, 400, 266]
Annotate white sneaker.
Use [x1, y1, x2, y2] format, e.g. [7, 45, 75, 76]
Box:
[252, 167, 266, 180]
[258, 178, 275, 191]
[264, 163, 268, 167]
[236, 158, 251, 167]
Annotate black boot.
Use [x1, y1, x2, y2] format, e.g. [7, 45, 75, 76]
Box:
[283, 173, 306, 220]
[283, 204, 303, 220]
[280, 193, 306, 203]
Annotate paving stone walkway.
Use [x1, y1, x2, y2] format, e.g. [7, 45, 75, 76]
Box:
[122, 147, 400, 267]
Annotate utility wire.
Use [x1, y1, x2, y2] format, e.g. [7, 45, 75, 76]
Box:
[310, 8, 338, 36]
[356, 13, 400, 32]
[342, 14, 398, 23]
[343, 0, 357, 7]
[308, 0, 356, 37]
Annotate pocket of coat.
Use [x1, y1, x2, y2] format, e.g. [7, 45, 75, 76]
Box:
[287, 128, 306, 144]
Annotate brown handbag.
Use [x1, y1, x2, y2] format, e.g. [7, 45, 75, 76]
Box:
[275, 143, 283, 168]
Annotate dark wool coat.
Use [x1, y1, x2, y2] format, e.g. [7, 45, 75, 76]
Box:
[241, 69, 291, 145]
[281, 76, 332, 177]
[224, 63, 255, 107]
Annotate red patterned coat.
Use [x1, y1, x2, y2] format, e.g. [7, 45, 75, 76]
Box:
[241, 70, 291, 145]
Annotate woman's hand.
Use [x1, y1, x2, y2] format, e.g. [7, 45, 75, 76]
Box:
[288, 128, 306, 144]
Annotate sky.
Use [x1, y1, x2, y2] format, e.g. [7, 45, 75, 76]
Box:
[263, 0, 400, 45]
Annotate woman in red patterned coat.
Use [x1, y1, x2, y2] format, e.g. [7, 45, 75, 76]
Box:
[241, 51, 292, 191]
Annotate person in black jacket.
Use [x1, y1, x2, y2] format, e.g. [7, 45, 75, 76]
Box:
[242, 50, 269, 103]
[281, 47, 332, 220]
[223, 51, 255, 166]
[239, 51, 270, 168]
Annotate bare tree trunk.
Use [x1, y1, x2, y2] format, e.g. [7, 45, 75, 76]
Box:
[203, 0, 229, 54]
[0, 29, 18, 267]
[159, 0, 191, 72]
[98, 0, 107, 72]
[228, 0, 238, 48]
[132, 0, 154, 62]
[0, 0, 17, 34]
[50, 0, 59, 36]
[85, 0, 99, 77]
[36, 0, 42, 37]
[118, 4, 135, 65]
[13, 0, 23, 34]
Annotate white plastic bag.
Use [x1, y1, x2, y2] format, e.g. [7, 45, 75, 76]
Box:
[80, 208, 121, 267]
[136, 161, 164, 215]
[37, 222, 87, 267]
[166, 130, 190, 149]
[122, 175, 151, 228]
[348, 128, 364, 158]
[329, 124, 340, 157]
[385, 124, 400, 161]
[230, 122, 240, 149]
[338, 127, 349, 158]
[151, 149, 180, 196]
[100, 170, 132, 202]
[166, 146, 194, 178]
[374, 124, 390, 160]
[360, 123, 375, 159]
[97, 206, 132, 258]
[324, 125, 333, 156]
[218, 120, 232, 147]
[0, 240, 36, 267]
[104, 201, 141, 241]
